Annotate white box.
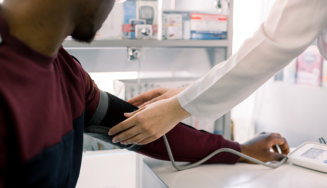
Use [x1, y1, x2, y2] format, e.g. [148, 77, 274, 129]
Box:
[163, 14, 183, 40]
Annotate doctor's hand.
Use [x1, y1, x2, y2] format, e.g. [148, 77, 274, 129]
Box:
[239, 132, 290, 163]
[108, 97, 191, 145]
[128, 87, 185, 108]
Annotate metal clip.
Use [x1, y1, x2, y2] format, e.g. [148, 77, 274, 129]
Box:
[127, 47, 141, 61]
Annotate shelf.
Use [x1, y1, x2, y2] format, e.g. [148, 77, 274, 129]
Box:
[63, 39, 230, 48]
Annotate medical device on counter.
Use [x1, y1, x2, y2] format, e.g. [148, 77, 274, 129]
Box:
[288, 142, 327, 173]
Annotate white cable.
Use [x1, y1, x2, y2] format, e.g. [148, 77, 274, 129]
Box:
[163, 135, 288, 171]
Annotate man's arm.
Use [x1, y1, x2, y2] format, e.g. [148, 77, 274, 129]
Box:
[139, 123, 241, 164]
[139, 124, 288, 164]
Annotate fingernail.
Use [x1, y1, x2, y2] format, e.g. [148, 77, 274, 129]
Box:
[121, 142, 127, 145]
[108, 131, 113, 135]
[112, 138, 118, 143]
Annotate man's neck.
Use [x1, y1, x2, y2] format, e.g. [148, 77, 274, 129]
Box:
[1, 1, 74, 57]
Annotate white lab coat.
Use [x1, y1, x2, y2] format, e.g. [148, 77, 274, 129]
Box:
[318, 28, 327, 59]
[177, 0, 327, 123]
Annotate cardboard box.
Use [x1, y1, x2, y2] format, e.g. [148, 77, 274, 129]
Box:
[296, 45, 323, 87]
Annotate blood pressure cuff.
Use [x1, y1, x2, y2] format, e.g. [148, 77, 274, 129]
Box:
[84, 90, 141, 151]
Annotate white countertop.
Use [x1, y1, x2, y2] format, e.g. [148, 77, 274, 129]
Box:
[76, 150, 168, 188]
[145, 158, 327, 188]
[76, 150, 327, 188]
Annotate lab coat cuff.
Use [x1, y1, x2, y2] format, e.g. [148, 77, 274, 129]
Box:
[177, 94, 219, 124]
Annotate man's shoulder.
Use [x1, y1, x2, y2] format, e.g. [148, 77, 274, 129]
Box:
[57, 47, 85, 74]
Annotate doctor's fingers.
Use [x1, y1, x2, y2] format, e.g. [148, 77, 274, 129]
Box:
[139, 87, 185, 108]
[128, 88, 168, 106]
[139, 90, 177, 108]
[111, 125, 143, 144]
[121, 134, 158, 145]
[108, 107, 144, 136]
[139, 95, 164, 108]
[108, 116, 136, 136]
[120, 133, 151, 145]
[110, 117, 158, 144]
[124, 106, 146, 118]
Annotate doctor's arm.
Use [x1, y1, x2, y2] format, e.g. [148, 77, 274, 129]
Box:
[109, 0, 327, 145]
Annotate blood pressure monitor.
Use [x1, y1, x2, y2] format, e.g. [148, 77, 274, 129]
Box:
[288, 142, 327, 173]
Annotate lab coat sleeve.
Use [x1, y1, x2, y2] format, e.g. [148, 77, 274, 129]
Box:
[139, 123, 241, 164]
[177, 0, 327, 122]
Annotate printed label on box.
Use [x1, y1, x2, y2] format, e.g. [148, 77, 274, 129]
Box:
[190, 13, 228, 40]
[163, 11, 191, 40]
[190, 13, 227, 31]
[163, 14, 183, 39]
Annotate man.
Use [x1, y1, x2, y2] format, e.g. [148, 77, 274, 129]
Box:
[0, 0, 289, 187]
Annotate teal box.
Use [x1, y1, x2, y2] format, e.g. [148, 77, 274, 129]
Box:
[124, 0, 136, 24]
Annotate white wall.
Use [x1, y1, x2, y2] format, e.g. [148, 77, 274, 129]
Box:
[231, 0, 274, 142]
[254, 82, 327, 147]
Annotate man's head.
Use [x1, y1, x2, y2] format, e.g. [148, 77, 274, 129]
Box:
[71, 0, 115, 42]
[0, 0, 116, 55]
